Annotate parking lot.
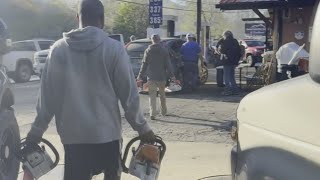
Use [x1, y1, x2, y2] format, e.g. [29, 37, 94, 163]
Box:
[12, 68, 250, 180]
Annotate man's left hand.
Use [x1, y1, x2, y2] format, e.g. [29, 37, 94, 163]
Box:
[171, 77, 181, 85]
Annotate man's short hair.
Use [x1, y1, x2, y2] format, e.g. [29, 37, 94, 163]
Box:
[151, 34, 160, 42]
[78, 0, 104, 25]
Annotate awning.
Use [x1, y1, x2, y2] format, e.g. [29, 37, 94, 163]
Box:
[216, 0, 316, 10]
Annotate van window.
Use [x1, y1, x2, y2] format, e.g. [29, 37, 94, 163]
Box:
[12, 42, 36, 51]
[310, 3, 320, 83]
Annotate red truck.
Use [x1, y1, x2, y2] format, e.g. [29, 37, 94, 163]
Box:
[239, 39, 265, 66]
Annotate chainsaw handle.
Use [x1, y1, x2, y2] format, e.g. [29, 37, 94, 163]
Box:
[121, 136, 166, 173]
[20, 138, 60, 169]
[40, 138, 60, 169]
[121, 137, 139, 173]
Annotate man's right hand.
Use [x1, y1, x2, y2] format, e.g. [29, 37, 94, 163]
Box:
[25, 132, 42, 147]
[136, 79, 143, 88]
[171, 77, 181, 85]
[140, 130, 156, 143]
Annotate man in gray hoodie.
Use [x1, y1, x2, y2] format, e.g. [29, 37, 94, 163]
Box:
[25, 0, 155, 179]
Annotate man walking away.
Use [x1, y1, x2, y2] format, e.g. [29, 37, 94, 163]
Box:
[25, 1, 155, 180]
[180, 33, 201, 91]
[218, 30, 242, 95]
[137, 34, 175, 120]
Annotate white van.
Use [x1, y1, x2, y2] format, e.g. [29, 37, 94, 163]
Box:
[231, 1, 320, 180]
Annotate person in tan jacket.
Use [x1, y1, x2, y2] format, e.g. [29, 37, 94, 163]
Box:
[137, 34, 175, 120]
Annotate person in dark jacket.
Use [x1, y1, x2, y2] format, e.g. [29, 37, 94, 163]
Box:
[217, 31, 241, 95]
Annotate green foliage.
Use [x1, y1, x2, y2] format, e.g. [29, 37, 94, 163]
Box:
[113, 3, 149, 42]
[0, 0, 77, 41]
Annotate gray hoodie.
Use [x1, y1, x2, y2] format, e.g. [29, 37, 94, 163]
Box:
[29, 26, 151, 144]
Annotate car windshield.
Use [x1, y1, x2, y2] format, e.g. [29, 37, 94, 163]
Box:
[245, 41, 265, 47]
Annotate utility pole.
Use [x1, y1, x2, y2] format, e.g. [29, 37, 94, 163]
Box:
[197, 0, 201, 44]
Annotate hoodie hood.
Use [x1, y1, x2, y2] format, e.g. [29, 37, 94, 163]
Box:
[63, 26, 107, 51]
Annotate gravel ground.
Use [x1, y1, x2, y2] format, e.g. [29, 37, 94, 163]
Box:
[13, 70, 248, 144]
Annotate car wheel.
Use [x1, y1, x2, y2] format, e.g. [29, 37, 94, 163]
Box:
[246, 55, 255, 67]
[15, 63, 32, 83]
[200, 66, 209, 85]
[216, 68, 224, 87]
[0, 108, 20, 180]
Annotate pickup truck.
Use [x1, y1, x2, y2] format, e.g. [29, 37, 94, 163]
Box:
[34, 34, 124, 78]
[2, 39, 54, 82]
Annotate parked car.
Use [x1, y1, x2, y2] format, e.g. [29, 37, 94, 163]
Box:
[2, 39, 54, 82]
[126, 38, 208, 91]
[125, 38, 183, 77]
[33, 49, 49, 77]
[231, 3, 320, 180]
[32, 34, 124, 78]
[239, 39, 265, 66]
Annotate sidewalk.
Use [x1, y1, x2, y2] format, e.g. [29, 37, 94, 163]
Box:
[18, 134, 233, 180]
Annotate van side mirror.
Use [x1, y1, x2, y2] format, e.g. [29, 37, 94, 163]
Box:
[309, 3, 320, 84]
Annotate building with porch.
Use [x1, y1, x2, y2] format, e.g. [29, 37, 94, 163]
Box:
[216, 0, 319, 51]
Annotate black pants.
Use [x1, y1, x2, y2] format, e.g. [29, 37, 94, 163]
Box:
[64, 140, 121, 180]
[183, 62, 199, 89]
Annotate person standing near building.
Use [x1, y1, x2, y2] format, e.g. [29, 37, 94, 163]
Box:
[180, 33, 201, 91]
[217, 30, 242, 95]
[137, 34, 175, 120]
[25, 0, 155, 179]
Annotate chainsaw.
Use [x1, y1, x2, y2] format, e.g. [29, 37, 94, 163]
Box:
[19, 138, 60, 180]
[122, 136, 166, 180]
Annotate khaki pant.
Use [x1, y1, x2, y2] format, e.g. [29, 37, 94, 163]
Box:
[148, 81, 167, 117]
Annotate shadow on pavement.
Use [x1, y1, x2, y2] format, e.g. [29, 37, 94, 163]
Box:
[167, 114, 229, 124]
[166, 84, 248, 103]
[153, 117, 234, 132]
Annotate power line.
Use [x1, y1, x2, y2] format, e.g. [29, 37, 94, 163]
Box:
[114, 0, 252, 14]
[114, 0, 207, 12]
[176, 0, 217, 5]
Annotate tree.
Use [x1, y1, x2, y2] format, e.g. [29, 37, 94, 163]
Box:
[0, 0, 77, 40]
[113, 3, 149, 42]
